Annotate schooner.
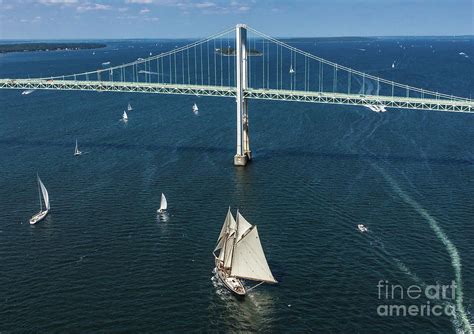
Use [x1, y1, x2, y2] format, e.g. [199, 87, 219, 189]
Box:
[213, 208, 277, 296]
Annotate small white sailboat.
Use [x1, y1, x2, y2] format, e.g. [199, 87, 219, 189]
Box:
[122, 110, 128, 122]
[127, 103, 133, 112]
[74, 139, 82, 156]
[289, 65, 295, 74]
[157, 193, 167, 213]
[192, 103, 199, 115]
[30, 175, 50, 225]
[391, 61, 396, 69]
[358, 224, 368, 233]
[213, 208, 277, 296]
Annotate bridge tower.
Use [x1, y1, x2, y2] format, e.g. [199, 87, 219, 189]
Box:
[234, 24, 251, 166]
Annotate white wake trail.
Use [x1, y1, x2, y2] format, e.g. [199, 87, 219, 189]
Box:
[374, 165, 473, 334]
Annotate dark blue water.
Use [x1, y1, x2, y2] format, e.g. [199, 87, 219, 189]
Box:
[0, 37, 473, 333]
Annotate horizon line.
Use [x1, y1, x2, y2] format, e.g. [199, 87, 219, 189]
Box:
[1, 34, 473, 41]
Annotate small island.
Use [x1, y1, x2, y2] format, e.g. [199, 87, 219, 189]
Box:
[0, 43, 106, 53]
[215, 47, 262, 56]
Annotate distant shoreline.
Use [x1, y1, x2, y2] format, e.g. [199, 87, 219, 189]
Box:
[0, 43, 106, 53]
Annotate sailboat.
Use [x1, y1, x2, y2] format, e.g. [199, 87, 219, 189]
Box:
[358, 224, 368, 233]
[289, 65, 295, 74]
[157, 193, 167, 213]
[122, 110, 128, 122]
[192, 103, 199, 115]
[213, 208, 277, 296]
[74, 139, 82, 156]
[127, 103, 133, 111]
[29, 175, 50, 225]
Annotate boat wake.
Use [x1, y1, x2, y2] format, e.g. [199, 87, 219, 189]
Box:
[75, 248, 99, 263]
[373, 165, 473, 334]
[156, 212, 170, 223]
[338, 112, 473, 333]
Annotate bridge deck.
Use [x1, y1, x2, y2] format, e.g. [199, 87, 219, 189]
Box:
[246, 88, 474, 113]
[1, 78, 472, 113]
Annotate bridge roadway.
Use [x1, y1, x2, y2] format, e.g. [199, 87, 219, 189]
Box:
[1, 78, 472, 113]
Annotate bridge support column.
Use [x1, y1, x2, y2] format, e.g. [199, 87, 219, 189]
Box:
[234, 24, 251, 166]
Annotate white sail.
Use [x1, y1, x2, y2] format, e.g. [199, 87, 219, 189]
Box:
[214, 236, 225, 256]
[127, 103, 133, 111]
[159, 193, 167, 211]
[216, 209, 236, 265]
[230, 225, 277, 283]
[223, 212, 237, 267]
[215, 208, 233, 251]
[38, 177, 50, 211]
[192, 103, 198, 112]
[223, 233, 235, 268]
[236, 211, 252, 242]
[217, 239, 226, 262]
[74, 139, 81, 155]
[123, 111, 128, 120]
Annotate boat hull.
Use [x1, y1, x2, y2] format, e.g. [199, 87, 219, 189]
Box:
[30, 210, 48, 225]
[215, 259, 246, 296]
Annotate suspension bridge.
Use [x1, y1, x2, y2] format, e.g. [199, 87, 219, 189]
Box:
[1, 24, 472, 166]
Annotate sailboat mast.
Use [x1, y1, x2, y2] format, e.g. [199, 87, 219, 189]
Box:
[221, 217, 230, 266]
[230, 210, 239, 270]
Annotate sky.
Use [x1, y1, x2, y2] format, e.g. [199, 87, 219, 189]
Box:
[0, 0, 473, 39]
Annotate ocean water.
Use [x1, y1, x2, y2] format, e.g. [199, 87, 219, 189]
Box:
[0, 37, 473, 333]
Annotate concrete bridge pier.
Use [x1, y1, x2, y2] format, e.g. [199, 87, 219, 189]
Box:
[234, 24, 251, 166]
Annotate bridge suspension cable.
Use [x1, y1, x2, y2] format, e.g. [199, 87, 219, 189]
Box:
[41, 26, 237, 89]
[246, 26, 470, 102]
[0, 24, 472, 113]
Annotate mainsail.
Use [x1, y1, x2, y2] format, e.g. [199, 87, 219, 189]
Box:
[75, 139, 80, 155]
[230, 214, 276, 283]
[38, 176, 50, 210]
[159, 193, 167, 211]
